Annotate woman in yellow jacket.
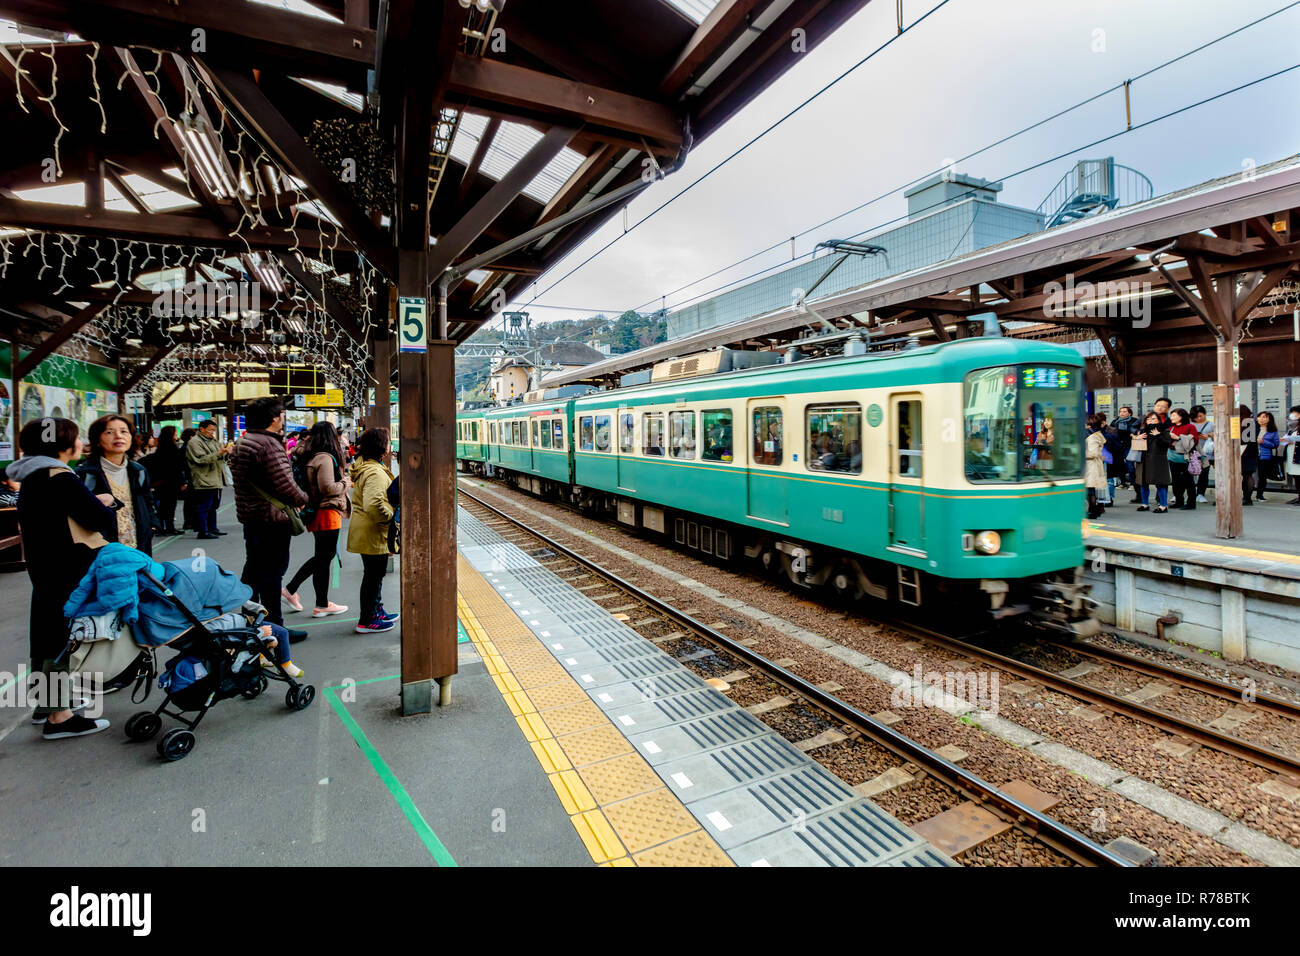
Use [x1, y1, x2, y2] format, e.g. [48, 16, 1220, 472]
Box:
[347, 428, 397, 633]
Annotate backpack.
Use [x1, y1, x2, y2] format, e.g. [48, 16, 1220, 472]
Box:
[291, 452, 319, 524]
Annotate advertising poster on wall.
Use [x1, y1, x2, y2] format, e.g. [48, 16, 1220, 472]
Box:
[0, 380, 10, 461]
[0, 350, 118, 465]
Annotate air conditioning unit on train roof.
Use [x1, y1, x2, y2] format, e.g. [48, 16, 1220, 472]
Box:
[650, 348, 780, 382]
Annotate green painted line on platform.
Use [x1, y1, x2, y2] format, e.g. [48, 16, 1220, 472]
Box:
[331, 558, 340, 589]
[324, 680, 457, 867]
[456, 621, 469, 644]
[151, 503, 235, 556]
[297, 616, 360, 628]
[0, 665, 30, 696]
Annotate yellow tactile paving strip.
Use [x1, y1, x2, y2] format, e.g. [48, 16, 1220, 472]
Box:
[457, 553, 733, 868]
[1086, 524, 1300, 565]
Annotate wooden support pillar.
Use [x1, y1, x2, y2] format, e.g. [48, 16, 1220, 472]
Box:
[225, 370, 236, 441]
[372, 333, 391, 431]
[1214, 328, 1242, 539]
[396, 249, 457, 714]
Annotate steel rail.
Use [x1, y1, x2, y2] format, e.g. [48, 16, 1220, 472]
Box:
[913, 627, 1300, 778]
[459, 487, 1131, 868]
[1065, 638, 1300, 720]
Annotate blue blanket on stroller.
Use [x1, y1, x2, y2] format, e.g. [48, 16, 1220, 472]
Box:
[64, 545, 254, 647]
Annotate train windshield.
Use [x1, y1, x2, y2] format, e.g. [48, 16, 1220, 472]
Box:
[963, 365, 1082, 482]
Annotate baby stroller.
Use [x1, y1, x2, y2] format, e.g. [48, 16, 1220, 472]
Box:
[123, 571, 315, 761]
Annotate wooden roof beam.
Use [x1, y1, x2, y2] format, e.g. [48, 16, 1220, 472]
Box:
[660, 0, 767, 97]
[1, 0, 374, 81]
[15, 303, 106, 378]
[446, 55, 682, 148]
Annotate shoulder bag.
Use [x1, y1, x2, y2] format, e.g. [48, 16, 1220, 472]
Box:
[250, 482, 306, 535]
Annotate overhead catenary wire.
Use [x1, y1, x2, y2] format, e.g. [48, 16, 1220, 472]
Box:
[507, 0, 1300, 325]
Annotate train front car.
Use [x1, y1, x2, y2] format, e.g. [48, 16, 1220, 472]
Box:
[948, 340, 1093, 635]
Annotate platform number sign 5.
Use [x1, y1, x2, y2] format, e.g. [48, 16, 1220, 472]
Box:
[399, 296, 428, 353]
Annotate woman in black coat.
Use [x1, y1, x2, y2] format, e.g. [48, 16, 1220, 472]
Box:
[10, 417, 117, 738]
[1134, 411, 1173, 513]
[1240, 405, 1260, 506]
[75, 414, 155, 555]
[144, 425, 185, 535]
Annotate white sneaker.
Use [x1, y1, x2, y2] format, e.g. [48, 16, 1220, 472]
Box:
[1196, 495, 1208, 503]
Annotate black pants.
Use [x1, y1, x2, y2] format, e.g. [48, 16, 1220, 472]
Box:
[1170, 463, 1193, 508]
[182, 488, 197, 529]
[156, 488, 179, 531]
[287, 528, 341, 609]
[359, 553, 388, 623]
[1195, 463, 1210, 498]
[194, 489, 219, 534]
[241, 522, 293, 626]
[1242, 471, 1256, 502]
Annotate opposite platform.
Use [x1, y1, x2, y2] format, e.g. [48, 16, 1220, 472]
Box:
[456, 505, 954, 868]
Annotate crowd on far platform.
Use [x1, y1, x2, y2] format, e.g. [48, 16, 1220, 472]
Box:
[1082, 397, 1300, 519]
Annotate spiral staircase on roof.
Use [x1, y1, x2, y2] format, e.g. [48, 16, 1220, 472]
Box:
[1037, 158, 1154, 228]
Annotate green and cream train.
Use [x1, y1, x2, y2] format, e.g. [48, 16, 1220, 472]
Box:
[457, 337, 1096, 633]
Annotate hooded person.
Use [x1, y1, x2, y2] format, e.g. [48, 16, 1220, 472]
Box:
[10, 418, 117, 738]
[347, 427, 397, 633]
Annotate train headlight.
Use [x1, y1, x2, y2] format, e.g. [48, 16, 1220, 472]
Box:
[974, 530, 1002, 555]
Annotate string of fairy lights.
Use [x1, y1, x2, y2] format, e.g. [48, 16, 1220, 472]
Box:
[3, 40, 386, 411]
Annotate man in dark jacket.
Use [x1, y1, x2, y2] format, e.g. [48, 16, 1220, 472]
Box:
[228, 396, 308, 628]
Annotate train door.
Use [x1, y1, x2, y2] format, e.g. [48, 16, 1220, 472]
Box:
[888, 394, 925, 554]
[746, 399, 788, 524]
[530, 418, 540, 472]
[617, 408, 635, 490]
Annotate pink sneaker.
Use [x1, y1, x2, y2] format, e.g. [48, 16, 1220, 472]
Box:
[281, 589, 303, 612]
[312, 602, 349, 618]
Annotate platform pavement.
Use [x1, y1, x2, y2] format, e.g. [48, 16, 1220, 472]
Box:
[1087, 488, 1300, 569]
[0, 504, 591, 867]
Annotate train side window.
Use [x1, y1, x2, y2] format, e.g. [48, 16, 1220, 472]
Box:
[806, 404, 862, 474]
[619, 413, 634, 453]
[513, 421, 521, 445]
[594, 414, 611, 452]
[553, 419, 564, 450]
[540, 418, 552, 449]
[701, 409, 732, 462]
[531, 420, 539, 446]
[642, 412, 665, 456]
[669, 410, 696, 459]
[752, 406, 783, 466]
[579, 416, 594, 451]
[897, 401, 922, 478]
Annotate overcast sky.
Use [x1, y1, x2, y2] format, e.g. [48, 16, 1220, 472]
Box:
[498, 0, 1300, 335]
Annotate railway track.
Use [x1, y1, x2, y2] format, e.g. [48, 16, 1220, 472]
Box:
[465, 473, 1300, 782]
[459, 486, 1130, 868]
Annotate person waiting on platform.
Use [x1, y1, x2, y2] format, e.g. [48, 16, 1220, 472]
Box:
[1084, 414, 1108, 519]
[229, 396, 309, 633]
[1255, 411, 1280, 501]
[1167, 408, 1199, 510]
[348, 427, 398, 634]
[76, 414, 156, 555]
[186, 419, 231, 539]
[9, 418, 116, 738]
[282, 421, 352, 619]
[1113, 406, 1140, 491]
[1190, 406, 1214, 504]
[145, 425, 186, 535]
[1281, 405, 1300, 505]
[1133, 412, 1173, 513]
[1239, 406, 1260, 506]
